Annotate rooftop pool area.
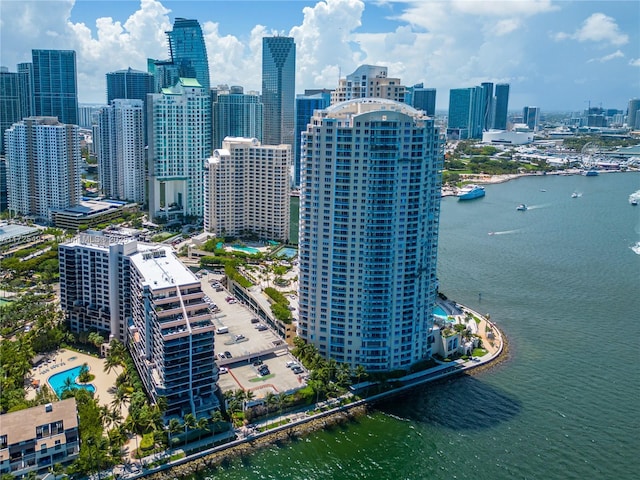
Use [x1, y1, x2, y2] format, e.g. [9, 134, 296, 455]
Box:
[48, 365, 95, 398]
[276, 247, 298, 259]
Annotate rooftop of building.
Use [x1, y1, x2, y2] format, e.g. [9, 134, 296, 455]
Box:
[53, 199, 132, 218]
[323, 98, 423, 119]
[130, 245, 198, 290]
[0, 223, 40, 240]
[0, 398, 78, 445]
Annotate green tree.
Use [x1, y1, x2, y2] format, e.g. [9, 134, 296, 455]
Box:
[183, 413, 196, 446]
[167, 418, 182, 448]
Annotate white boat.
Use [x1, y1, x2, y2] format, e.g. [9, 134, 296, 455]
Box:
[457, 184, 485, 200]
[516, 204, 528, 211]
[571, 192, 579, 198]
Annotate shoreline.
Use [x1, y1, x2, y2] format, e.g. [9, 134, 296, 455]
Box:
[128, 310, 507, 480]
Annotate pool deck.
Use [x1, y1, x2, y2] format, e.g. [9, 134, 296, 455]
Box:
[26, 348, 125, 416]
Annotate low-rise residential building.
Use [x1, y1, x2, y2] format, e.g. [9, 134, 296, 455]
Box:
[0, 399, 80, 477]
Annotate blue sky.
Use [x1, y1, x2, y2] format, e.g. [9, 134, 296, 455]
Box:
[1, 0, 638, 111]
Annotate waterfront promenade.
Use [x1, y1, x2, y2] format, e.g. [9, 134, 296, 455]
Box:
[109, 308, 506, 480]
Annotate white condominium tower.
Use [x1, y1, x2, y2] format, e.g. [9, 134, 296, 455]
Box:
[147, 78, 212, 221]
[59, 233, 138, 342]
[204, 137, 291, 241]
[331, 65, 406, 105]
[5, 116, 81, 223]
[128, 246, 219, 419]
[96, 99, 145, 203]
[298, 98, 443, 371]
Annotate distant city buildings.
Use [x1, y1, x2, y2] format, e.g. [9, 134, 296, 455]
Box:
[147, 78, 212, 221]
[204, 137, 291, 241]
[627, 98, 640, 130]
[5, 116, 81, 223]
[261, 36, 296, 147]
[95, 99, 146, 204]
[298, 98, 443, 371]
[523, 106, 540, 131]
[106, 67, 155, 106]
[406, 84, 436, 117]
[493, 83, 510, 130]
[331, 65, 406, 105]
[128, 245, 219, 419]
[212, 85, 263, 150]
[31, 50, 79, 125]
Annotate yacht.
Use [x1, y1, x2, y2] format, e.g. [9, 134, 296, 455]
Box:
[457, 184, 485, 200]
[516, 204, 528, 211]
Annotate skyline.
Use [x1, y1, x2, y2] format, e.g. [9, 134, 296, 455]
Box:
[1, 0, 639, 111]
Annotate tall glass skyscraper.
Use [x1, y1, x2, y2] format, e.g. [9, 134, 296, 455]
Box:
[298, 98, 443, 371]
[493, 83, 510, 130]
[106, 67, 155, 105]
[480, 82, 494, 131]
[31, 50, 78, 125]
[212, 86, 263, 149]
[0, 68, 22, 155]
[262, 36, 296, 146]
[167, 18, 210, 91]
[294, 91, 331, 187]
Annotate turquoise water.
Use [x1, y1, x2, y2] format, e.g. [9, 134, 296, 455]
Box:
[48, 366, 95, 398]
[232, 245, 260, 254]
[199, 172, 640, 479]
[433, 305, 448, 317]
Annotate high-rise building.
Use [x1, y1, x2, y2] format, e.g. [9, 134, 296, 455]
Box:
[167, 18, 210, 91]
[0, 68, 22, 155]
[212, 85, 263, 149]
[147, 78, 212, 221]
[5, 116, 81, 223]
[17, 62, 35, 119]
[106, 67, 155, 109]
[493, 83, 510, 130]
[77, 105, 102, 128]
[96, 99, 145, 203]
[128, 245, 219, 419]
[294, 91, 331, 187]
[627, 98, 640, 130]
[31, 50, 78, 125]
[298, 98, 443, 371]
[204, 137, 291, 241]
[407, 84, 436, 117]
[262, 36, 296, 146]
[331, 65, 406, 105]
[0, 158, 6, 213]
[480, 82, 494, 131]
[523, 106, 540, 131]
[447, 87, 483, 139]
[59, 232, 138, 342]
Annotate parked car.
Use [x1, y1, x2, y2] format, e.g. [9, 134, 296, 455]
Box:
[250, 317, 260, 324]
[292, 366, 304, 374]
[256, 324, 268, 331]
[252, 359, 263, 366]
[219, 367, 228, 374]
[218, 353, 226, 359]
[235, 334, 245, 341]
[224, 351, 232, 358]
[216, 287, 224, 292]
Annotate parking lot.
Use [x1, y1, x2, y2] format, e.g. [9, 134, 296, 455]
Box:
[199, 271, 307, 400]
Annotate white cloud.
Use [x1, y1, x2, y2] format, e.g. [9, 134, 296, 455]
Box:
[629, 58, 640, 67]
[492, 19, 521, 36]
[553, 12, 629, 46]
[450, 0, 557, 17]
[587, 50, 624, 63]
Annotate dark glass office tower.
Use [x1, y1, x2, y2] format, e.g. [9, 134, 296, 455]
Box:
[166, 18, 210, 91]
[32, 49, 78, 125]
[411, 86, 437, 117]
[0, 69, 22, 155]
[294, 92, 330, 187]
[106, 67, 155, 105]
[493, 83, 510, 130]
[480, 82, 494, 131]
[262, 36, 296, 146]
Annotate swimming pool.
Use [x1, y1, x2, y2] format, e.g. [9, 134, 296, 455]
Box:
[231, 245, 260, 254]
[433, 305, 449, 318]
[48, 366, 95, 398]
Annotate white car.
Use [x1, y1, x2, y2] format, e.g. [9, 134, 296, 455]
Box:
[219, 367, 228, 374]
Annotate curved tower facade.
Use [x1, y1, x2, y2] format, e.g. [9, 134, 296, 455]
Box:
[167, 18, 210, 91]
[298, 98, 443, 371]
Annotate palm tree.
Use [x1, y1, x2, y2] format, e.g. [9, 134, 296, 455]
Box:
[209, 409, 224, 433]
[167, 418, 182, 448]
[111, 387, 130, 413]
[196, 417, 209, 441]
[275, 393, 288, 421]
[183, 413, 196, 447]
[244, 389, 255, 411]
[264, 391, 276, 421]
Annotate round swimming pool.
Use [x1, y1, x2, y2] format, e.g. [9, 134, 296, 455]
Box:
[48, 365, 95, 398]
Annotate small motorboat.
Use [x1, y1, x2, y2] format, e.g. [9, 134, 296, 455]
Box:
[516, 204, 528, 211]
[632, 199, 638, 206]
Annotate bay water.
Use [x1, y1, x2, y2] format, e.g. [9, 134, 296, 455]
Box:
[203, 172, 640, 479]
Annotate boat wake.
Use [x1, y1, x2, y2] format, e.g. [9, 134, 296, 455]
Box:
[629, 189, 640, 204]
[526, 204, 550, 210]
[488, 229, 520, 236]
[631, 242, 640, 255]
